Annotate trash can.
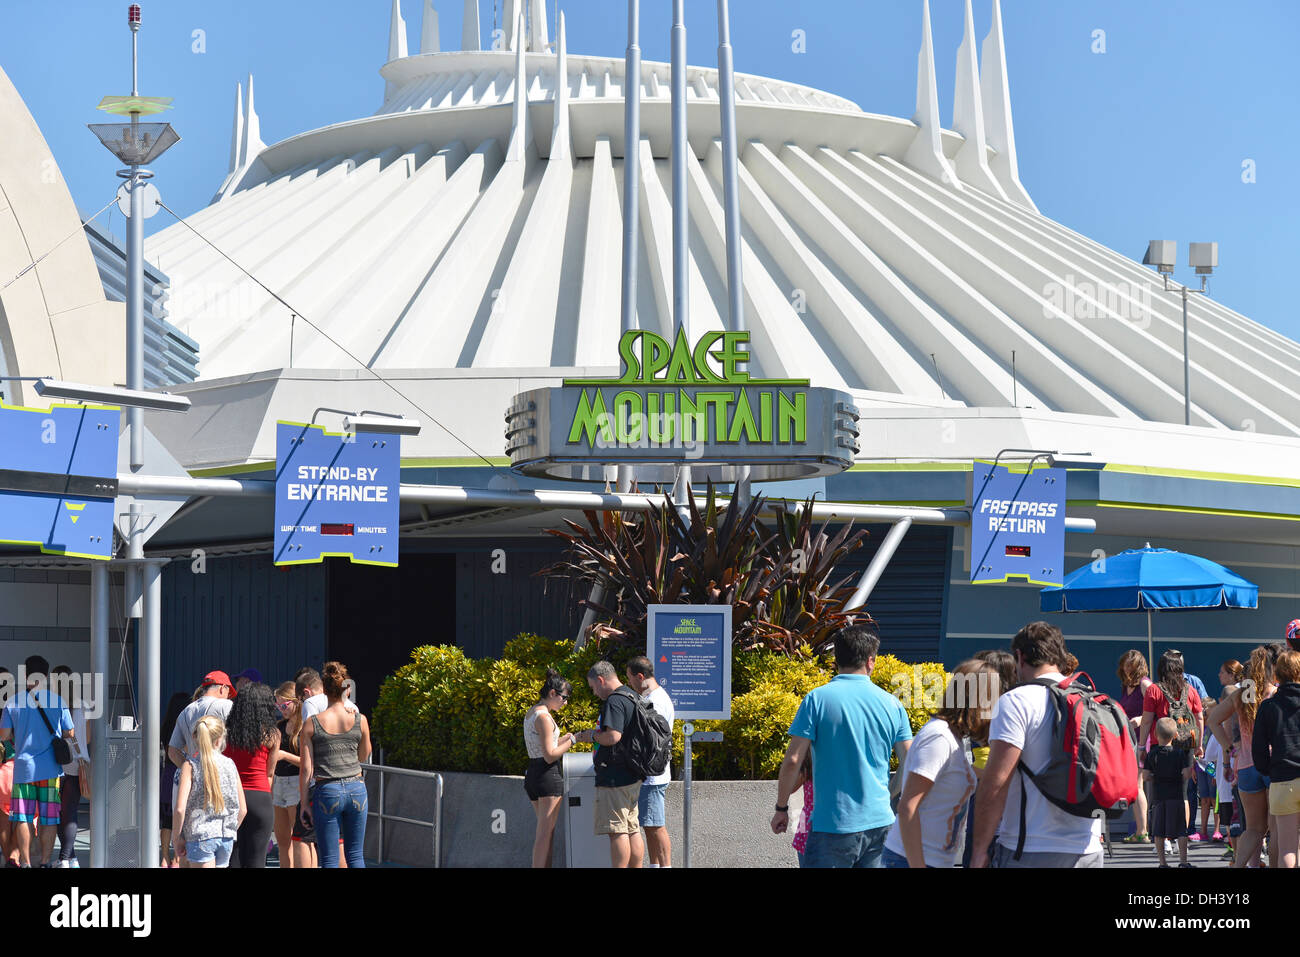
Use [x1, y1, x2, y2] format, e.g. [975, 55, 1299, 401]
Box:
[562, 752, 609, 868]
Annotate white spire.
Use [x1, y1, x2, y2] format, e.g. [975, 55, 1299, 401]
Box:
[952, 0, 1008, 199]
[240, 73, 265, 169]
[503, 0, 520, 51]
[980, 0, 1037, 210]
[550, 10, 570, 160]
[529, 0, 549, 52]
[227, 81, 244, 175]
[506, 9, 530, 162]
[462, 0, 480, 51]
[388, 0, 409, 61]
[902, 0, 961, 189]
[421, 0, 440, 54]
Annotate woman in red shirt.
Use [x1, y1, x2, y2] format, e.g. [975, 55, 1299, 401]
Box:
[223, 682, 281, 869]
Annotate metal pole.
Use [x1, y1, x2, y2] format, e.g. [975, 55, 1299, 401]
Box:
[89, 561, 110, 869]
[378, 767, 386, 864]
[715, 0, 744, 335]
[847, 516, 913, 611]
[1147, 608, 1154, 675]
[1181, 284, 1190, 426]
[620, 0, 641, 337]
[138, 560, 162, 868]
[682, 729, 693, 869]
[126, 167, 144, 470]
[670, 0, 688, 336]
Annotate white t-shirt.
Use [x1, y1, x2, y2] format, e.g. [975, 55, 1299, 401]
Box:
[641, 685, 674, 787]
[990, 673, 1102, 856]
[301, 693, 358, 723]
[883, 718, 977, 867]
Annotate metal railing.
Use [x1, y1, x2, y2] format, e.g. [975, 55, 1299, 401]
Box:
[364, 762, 443, 868]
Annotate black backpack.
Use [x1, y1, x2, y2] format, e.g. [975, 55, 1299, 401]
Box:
[606, 687, 672, 780]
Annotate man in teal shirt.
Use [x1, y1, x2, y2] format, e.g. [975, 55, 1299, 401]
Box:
[771, 624, 912, 867]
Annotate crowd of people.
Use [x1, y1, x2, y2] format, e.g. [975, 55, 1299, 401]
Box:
[766, 618, 1300, 868]
[0, 656, 369, 869]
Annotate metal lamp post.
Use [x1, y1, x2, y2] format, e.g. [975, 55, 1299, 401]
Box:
[87, 2, 180, 869]
[1142, 240, 1218, 426]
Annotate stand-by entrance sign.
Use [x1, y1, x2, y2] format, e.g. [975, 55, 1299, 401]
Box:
[274, 421, 399, 567]
[647, 604, 732, 720]
[969, 462, 1065, 586]
[0, 402, 119, 559]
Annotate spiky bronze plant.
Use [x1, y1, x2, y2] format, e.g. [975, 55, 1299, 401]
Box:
[539, 482, 870, 656]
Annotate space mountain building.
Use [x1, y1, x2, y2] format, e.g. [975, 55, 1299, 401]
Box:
[117, 0, 1300, 700]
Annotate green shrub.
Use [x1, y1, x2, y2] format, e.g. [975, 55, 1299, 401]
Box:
[373, 638, 948, 779]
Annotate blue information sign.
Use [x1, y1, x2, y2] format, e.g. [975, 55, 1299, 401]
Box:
[646, 604, 732, 721]
[274, 421, 400, 567]
[0, 402, 119, 560]
[969, 463, 1065, 586]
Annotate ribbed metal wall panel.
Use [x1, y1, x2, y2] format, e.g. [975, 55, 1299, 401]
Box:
[453, 539, 577, 659]
[836, 523, 952, 663]
[161, 555, 327, 700]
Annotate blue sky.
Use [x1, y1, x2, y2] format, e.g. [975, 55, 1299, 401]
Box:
[3, 0, 1297, 341]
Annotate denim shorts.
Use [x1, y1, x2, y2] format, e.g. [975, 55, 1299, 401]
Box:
[186, 837, 234, 866]
[1196, 767, 1214, 797]
[638, 783, 668, 828]
[1237, 765, 1270, 794]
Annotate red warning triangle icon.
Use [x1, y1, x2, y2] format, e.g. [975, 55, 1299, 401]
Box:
[659, 655, 667, 663]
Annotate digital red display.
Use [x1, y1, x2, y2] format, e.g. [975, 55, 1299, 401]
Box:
[1005, 545, 1032, 557]
[321, 523, 355, 536]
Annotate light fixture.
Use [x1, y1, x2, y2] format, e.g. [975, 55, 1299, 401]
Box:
[1142, 240, 1176, 276]
[342, 414, 422, 436]
[1189, 242, 1218, 275]
[34, 378, 191, 412]
[1046, 453, 1104, 470]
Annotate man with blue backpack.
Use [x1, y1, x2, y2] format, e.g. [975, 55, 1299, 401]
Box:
[971, 622, 1139, 868]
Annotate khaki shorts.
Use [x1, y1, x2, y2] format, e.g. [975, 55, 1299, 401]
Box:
[1270, 778, 1300, 816]
[594, 783, 641, 836]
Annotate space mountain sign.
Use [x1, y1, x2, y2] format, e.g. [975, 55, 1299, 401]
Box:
[505, 329, 860, 483]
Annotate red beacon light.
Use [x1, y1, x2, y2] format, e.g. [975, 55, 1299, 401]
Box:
[128, 4, 142, 26]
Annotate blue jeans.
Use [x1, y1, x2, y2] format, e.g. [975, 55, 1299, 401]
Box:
[881, 846, 939, 868]
[801, 825, 889, 868]
[313, 778, 368, 868]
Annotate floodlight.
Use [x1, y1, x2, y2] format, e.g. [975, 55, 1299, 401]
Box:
[342, 414, 422, 436]
[1189, 242, 1218, 275]
[1142, 240, 1176, 275]
[1046, 453, 1104, 470]
[34, 379, 191, 412]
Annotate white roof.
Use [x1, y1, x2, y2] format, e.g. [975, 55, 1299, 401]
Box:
[144, 0, 1300, 455]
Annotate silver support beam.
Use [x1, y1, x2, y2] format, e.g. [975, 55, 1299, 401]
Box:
[113, 473, 1097, 532]
[138, 559, 164, 869]
[89, 561, 110, 869]
[670, 0, 688, 336]
[619, 0, 640, 337]
[846, 516, 913, 612]
[715, 0, 744, 335]
[126, 169, 145, 471]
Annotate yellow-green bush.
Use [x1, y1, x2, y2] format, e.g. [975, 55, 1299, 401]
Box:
[373, 638, 949, 779]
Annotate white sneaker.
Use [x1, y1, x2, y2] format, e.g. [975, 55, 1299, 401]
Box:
[1165, 840, 1176, 856]
[56, 860, 71, 869]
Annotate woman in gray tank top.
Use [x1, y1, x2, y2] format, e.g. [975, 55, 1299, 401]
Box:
[299, 661, 371, 868]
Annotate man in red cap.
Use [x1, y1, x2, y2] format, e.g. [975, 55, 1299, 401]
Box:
[166, 671, 235, 772]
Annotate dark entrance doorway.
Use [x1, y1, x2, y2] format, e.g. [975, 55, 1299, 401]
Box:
[325, 552, 457, 710]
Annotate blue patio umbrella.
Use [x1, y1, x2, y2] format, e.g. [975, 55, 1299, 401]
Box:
[1040, 545, 1259, 666]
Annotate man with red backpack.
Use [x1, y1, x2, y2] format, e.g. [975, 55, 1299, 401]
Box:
[971, 622, 1138, 868]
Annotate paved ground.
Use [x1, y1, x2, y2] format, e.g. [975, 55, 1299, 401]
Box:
[1102, 832, 1237, 869]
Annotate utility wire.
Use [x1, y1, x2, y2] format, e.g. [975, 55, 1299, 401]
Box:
[1, 196, 120, 290]
[155, 200, 506, 474]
